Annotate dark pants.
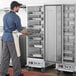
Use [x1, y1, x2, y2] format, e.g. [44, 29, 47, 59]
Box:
[0, 41, 21, 76]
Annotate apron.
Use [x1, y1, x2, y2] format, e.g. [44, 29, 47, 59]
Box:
[12, 31, 21, 57]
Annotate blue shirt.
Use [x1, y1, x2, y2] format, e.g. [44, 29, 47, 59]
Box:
[2, 11, 22, 42]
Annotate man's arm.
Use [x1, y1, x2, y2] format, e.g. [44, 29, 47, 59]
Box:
[15, 15, 28, 35]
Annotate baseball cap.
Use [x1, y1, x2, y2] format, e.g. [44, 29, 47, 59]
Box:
[11, 1, 22, 9]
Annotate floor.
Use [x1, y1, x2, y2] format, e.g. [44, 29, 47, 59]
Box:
[8, 66, 75, 76]
[8, 67, 52, 76]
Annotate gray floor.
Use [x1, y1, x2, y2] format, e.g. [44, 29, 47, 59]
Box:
[22, 66, 75, 76]
[45, 67, 74, 76]
[9, 65, 75, 76]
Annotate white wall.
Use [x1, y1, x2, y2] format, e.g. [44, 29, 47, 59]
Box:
[25, 0, 76, 6]
[0, 8, 27, 27]
[0, 0, 76, 27]
[17, 8, 27, 27]
[0, 0, 27, 27]
[1, 0, 76, 9]
[0, 0, 26, 9]
[0, 11, 5, 26]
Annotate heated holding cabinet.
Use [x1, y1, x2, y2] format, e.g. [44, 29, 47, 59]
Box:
[26, 5, 62, 71]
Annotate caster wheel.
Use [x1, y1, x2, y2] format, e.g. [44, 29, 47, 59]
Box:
[56, 70, 63, 76]
[30, 67, 34, 71]
[41, 68, 45, 73]
[26, 67, 31, 71]
[56, 70, 60, 76]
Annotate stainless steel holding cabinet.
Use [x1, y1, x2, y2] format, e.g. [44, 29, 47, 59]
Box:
[26, 6, 46, 71]
[56, 4, 76, 74]
[26, 5, 62, 71]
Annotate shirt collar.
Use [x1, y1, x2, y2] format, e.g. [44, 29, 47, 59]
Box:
[10, 11, 16, 14]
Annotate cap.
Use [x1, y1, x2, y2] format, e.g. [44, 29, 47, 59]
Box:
[11, 1, 22, 6]
[11, 1, 22, 9]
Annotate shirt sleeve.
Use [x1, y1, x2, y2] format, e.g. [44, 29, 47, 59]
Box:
[15, 15, 22, 32]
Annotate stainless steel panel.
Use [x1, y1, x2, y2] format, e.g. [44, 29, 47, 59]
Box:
[45, 6, 57, 62]
[56, 6, 62, 62]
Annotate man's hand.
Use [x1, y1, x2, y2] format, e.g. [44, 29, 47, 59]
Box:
[21, 29, 28, 35]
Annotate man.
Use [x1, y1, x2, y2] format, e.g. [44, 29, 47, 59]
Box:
[0, 1, 28, 76]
